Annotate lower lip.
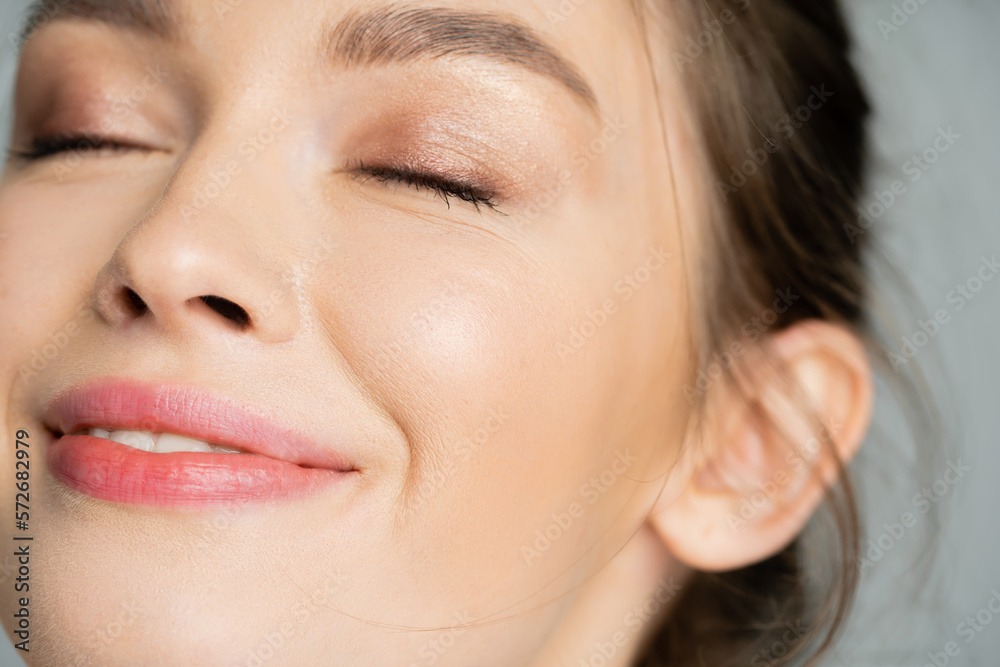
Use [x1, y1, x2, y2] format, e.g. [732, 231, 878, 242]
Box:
[47, 435, 349, 509]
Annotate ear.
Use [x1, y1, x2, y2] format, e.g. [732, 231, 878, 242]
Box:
[648, 320, 873, 572]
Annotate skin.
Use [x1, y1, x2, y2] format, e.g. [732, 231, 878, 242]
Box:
[0, 1, 873, 665]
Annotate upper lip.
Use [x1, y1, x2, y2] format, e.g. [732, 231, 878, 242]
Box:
[42, 377, 355, 471]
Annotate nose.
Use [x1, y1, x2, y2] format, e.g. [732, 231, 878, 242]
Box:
[93, 157, 301, 344]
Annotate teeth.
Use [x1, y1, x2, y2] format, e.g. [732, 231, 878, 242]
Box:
[156, 433, 214, 454]
[87, 428, 242, 454]
[109, 430, 156, 452]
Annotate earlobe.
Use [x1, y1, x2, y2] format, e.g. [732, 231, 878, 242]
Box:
[647, 320, 873, 572]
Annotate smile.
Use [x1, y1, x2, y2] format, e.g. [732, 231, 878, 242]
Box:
[76, 428, 247, 454]
[43, 378, 357, 509]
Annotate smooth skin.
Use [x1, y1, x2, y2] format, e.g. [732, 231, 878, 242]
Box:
[0, 1, 872, 665]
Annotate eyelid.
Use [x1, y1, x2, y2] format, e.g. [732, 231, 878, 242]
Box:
[348, 159, 504, 213]
[11, 132, 152, 162]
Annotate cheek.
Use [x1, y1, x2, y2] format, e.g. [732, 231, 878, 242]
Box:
[305, 209, 682, 601]
[314, 225, 586, 467]
[0, 186, 99, 384]
[0, 173, 167, 371]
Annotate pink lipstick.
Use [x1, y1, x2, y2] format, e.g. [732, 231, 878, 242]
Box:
[43, 378, 356, 509]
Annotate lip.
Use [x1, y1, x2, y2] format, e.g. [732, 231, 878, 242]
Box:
[42, 378, 356, 509]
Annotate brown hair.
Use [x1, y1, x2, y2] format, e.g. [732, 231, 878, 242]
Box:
[631, 0, 922, 665]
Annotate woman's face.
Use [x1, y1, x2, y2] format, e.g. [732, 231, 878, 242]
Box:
[0, 1, 698, 664]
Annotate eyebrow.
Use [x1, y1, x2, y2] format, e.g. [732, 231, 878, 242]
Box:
[22, 0, 177, 42]
[326, 5, 598, 110]
[21, 1, 598, 111]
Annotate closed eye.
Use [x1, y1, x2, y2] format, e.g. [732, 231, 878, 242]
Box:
[349, 160, 503, 214]
[9, 138, 505, 214]
[8, 133, 143, 161]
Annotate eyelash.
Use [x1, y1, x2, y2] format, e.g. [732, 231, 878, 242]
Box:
[9, 134, 136, 161]
[349, 160, 502, 213]
[9, 136, 503, 214]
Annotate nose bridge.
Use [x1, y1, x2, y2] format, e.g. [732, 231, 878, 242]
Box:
[168, 106, 295, 225]
[93, 109, 303, 344]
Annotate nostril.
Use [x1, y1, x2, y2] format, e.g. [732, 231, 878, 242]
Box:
[199, 295, 251, 328]
[124, 288, 149, 317]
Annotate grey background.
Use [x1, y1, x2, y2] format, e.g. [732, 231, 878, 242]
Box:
[0, 0, 996, 665]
